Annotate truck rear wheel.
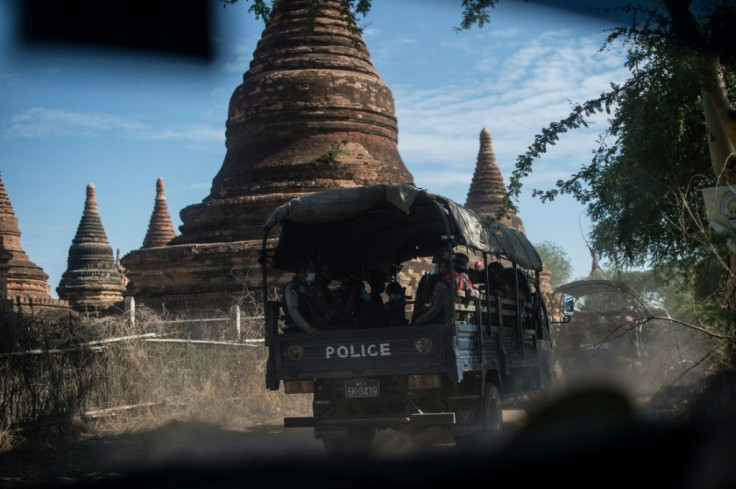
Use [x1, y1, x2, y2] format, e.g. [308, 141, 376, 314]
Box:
[482, 383, 503, 433]
[322, 428, 375, 457]
[454, 383, 502, 449]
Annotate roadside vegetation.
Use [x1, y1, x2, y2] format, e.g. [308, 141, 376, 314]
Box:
[0, 302, 311, 452]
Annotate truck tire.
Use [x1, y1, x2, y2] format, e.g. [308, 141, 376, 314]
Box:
[482, 383, 503, 433]
[322, 428, 375, 457]
[454, 383, 502, 449]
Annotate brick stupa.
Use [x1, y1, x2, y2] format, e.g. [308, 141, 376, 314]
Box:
[465, 127, 552, 295]
[122, 0, 414, 312]
[0, 172, 69, 313]
[465, 127, 525, 233]
[142, 178, 177, 248]
[57, 183, 125, 313]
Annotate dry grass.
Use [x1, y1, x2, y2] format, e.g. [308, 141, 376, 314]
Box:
[0, 301, 311, 451]
[0, 420, 19, 452]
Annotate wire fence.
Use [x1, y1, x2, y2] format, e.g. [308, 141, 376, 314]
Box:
[0, 302, 291, 444]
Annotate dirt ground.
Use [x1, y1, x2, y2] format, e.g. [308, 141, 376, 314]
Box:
[3, 371, 736, 489]
[3, 407, 736, 489]
[0, 410, 532, 488]
[0, 417, 311, 487]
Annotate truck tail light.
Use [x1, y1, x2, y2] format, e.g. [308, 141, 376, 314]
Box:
[407, 374, 442, 390]
[284, 379, 314, 394]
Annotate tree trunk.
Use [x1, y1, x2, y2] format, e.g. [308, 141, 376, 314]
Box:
[698, 55, 736, 183]
[698, 58, 736, 319]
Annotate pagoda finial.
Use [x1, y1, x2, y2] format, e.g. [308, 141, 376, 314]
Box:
[85, 182, 98, 213]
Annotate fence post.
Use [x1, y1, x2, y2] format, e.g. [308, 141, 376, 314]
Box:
[230, 305, 241, 340]
[124, 296, 136, 327]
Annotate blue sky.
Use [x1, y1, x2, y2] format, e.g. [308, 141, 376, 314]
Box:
[0, 1, 629, 298]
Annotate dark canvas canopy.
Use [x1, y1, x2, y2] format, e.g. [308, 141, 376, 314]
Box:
[264, 184, 543, 274]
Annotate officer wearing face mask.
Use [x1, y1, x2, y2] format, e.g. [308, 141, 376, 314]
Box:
[385, 281, 409, 326]
[282, 257, 320, 335]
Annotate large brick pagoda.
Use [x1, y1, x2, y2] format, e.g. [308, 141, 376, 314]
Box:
[122, 0, 414, 312]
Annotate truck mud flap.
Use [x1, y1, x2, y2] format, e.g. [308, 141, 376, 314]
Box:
[448, 396, 483, 434]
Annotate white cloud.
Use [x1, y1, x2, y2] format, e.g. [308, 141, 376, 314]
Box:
[372, 35, 419, 64]
[391, 27, 628, 208]
[181, 143, 225, 154]
[3, 108, 147, 138]
[440, 38, 474, 54]
[2, 108, 224, 146]
[222, 37, 259, 73]
[474, 48, 499, 73]
[143, 125, 223, 142]
[0, 71, 27, 90]
[362, 26, 380, 38]
[489, 28, 521, 39]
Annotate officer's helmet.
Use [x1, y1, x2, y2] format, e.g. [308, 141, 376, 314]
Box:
[432, 248, 452, 263]
[454, 253, 470, 272]
[293, 257, 316, 273]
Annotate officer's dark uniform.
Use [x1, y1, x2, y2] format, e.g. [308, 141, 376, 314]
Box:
[282, 276, 314, 333]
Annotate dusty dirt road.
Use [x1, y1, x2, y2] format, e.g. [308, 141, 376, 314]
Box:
[0, 410, 528, 487]
[4, 395, 736, 489]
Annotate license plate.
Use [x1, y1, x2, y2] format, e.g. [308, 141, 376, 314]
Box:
[344, 380, 379, 398]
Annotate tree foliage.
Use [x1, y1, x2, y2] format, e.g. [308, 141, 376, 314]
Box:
[609, 267, 698, 321]
[220, 0, 373, 30]
[484, 1, 736, 306]
[456, 0, 501, 31]
[456, 0, 736, 359]
[535, 240, 573, 288]
[586, 32, 720, 270]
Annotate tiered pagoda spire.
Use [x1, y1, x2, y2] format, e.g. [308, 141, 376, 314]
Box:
[57, 183, 125, 312]
[0, 171, 56, 302]
[466, 127, 506, 214]
[465, 127, 525, 233]
[173, 0, 413, 244]
[142, 177, 177, 248]
[464, 127, 551, 295]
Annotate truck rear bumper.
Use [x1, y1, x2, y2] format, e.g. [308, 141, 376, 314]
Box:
[284, 412, 456, 429]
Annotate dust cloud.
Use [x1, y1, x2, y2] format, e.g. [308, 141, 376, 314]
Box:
[551, 315, 720, 412]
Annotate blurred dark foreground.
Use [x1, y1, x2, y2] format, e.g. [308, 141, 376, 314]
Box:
[20, 369, 736, 489]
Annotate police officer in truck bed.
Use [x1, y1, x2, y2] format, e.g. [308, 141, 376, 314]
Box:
[413, 249, 453, 325]
[282, 257, 320, 335]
